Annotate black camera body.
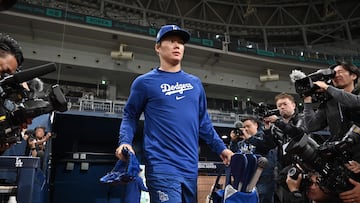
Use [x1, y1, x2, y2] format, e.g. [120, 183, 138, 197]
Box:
[252, 102, 279, 118]
[258, 108, 280, 118]
[234, 129, 243, 137]
[25, 129, 36, 141]
[285, 124, 360, 194]
[0, 63, 67, 146]
[288, 165, 309, 180]
[233, 121, 244, 137]
[294, 69, 335, 102]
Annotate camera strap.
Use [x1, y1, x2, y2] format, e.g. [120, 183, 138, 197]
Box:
[338, 103, 344, 123]
[332, 101, 355, 142]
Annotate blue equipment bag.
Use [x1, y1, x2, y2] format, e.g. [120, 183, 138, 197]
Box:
[209, 153, 259, 203]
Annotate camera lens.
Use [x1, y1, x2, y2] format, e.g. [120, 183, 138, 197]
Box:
[288, 167, 300, 180]
[235, 129, 243, 136]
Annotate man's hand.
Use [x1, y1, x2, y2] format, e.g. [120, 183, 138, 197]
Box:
[339, 178, 360, 203]
[303, 96, 312, 103]
[220, 149, 234, 166]
[286, 173, 302, 192]
[313, 81, 329, 91]
[346, 161, 360, 174]
[115, 144, 135, 161]
[229, 130, 237, 139]
[263, 115, 279, 129]
[45, 132, 52, 141]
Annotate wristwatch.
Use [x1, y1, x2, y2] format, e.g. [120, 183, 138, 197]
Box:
[31, 148, 36, 151]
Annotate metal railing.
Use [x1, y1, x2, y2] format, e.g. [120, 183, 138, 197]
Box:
[79, 98, 113, 112]
[76, 98, 238, 125]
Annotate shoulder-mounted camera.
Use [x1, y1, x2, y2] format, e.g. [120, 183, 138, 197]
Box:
[0, 63, 67, 146]
[290, 68, 335, 103]
[285, 124, 360, 194]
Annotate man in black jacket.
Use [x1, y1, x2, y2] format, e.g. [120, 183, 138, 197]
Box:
[263, 93, 307, 203]
[303, 61, 360, 203]
[286, 171, 342, 203]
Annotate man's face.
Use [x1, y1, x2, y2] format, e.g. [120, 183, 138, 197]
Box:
[307, 175, 330, 201]
[276, 98, 295, 119]
[35, 128, 45, 139]
[155, 35, 185, 66]
[242, 120, 258, 136]
[332, 65, 357, 89]
[0, 51, 18, 76]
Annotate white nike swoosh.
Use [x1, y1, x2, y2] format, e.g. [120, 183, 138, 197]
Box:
[176, 96, 186, 100]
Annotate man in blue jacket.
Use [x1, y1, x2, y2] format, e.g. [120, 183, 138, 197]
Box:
[115, 24, 233, 203]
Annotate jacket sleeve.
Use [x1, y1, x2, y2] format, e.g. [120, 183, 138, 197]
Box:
[247, 131, 273, 155]
[262, 129, 278, 149]
[327, 86, 360, 108]
[118, 77, 147, 146]
[274, 114, 307, 139]
[303, 103, 328, 133]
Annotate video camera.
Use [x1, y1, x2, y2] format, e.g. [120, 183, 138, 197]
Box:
[292, 68, 335, 102]
[0, 63, 67, 145]
[247, 101, 279, 118]
[285, 124, 360, 194]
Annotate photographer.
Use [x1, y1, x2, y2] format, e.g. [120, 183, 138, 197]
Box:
[230, 116, 276, 203]
[286, 171, 342, 203]
[27, 126, 51, 158]
[0, 33, 22, 76]
[234, 117, 275, 155]
[303, 61, 360, 202]
[303, 61, 360, 152]
[0, 33, 24, 154]
[262, 93, 307, 203]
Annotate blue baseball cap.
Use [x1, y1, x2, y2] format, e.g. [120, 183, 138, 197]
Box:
[156, 25, 190, 44]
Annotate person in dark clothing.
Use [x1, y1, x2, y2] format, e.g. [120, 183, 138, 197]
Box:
[286, 172, 342, 203]
[303, 61, 360, 160]
[233, 116, 276, 203]
[0, 33, 24, 154]
[262, 93, 307, 203]
[303, 61, 360, 203]
[27, 126, 51, 167]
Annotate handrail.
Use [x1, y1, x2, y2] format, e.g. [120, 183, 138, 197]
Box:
[77, 98, 239, 125]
